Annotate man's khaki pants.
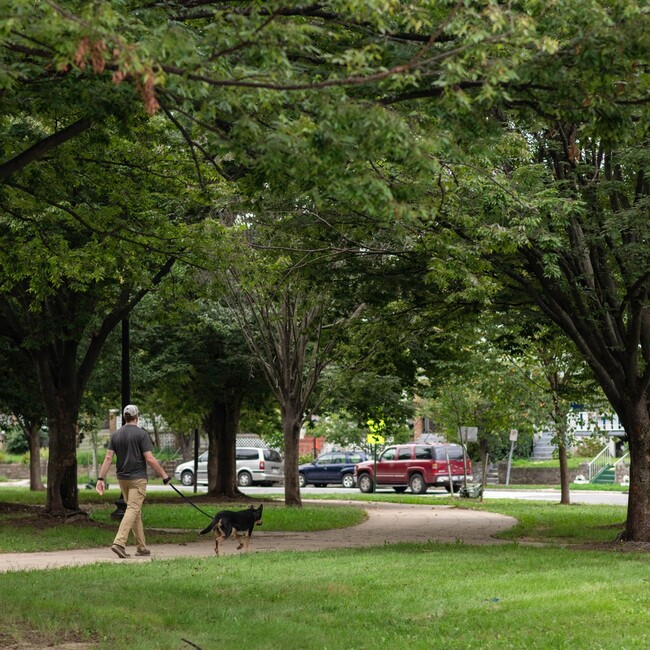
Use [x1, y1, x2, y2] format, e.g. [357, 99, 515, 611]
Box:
[113, 478, 148, 551]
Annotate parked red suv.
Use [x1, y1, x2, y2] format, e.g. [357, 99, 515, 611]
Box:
[354, 443, 472, 494]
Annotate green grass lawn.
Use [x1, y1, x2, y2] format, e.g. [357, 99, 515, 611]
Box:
[0, 487, 629, 550]
[0, 487, 643, 649]
[2, 544, 650, 649]
[0, 488, 365, 552]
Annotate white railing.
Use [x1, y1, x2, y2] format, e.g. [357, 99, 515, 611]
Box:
[613, 452, 630, 483]
[568, 411, 625, 435]
[614, 452, 630, 467]
[588, 445, 614, 482]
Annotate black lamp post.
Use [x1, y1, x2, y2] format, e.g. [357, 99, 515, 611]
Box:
[111, 317, 129, 521]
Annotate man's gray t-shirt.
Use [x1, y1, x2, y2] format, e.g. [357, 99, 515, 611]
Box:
[108, 425, 153, 479]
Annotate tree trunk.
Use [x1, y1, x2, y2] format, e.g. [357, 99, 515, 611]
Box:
[204, 398, 243, 498]
[553, 394, 571, 505]
[151, 415, 161, 448]
[44, 400, 80, 513]
[557, 437, 570, 505]
[282, 402, 302, 507]
[32, 345, 82, 513]
[24, 421, 45, 491]
[175, 431, 193, 460]
[621, 399, 650, 541]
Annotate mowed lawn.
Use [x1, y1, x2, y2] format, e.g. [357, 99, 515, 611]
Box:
[2, 544, 650, 649]
[1, 490, 649, 649]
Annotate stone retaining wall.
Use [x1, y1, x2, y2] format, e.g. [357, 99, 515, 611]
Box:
[0, 460, 178, 481]
[2, 460, 630, 485]
[0, 462, 47, 479]
[497, 462, 590, 484]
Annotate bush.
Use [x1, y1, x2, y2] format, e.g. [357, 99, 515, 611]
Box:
[574, 436, 610, 458]
[5, 428, 28, 455]
[154, 447, 182, 462]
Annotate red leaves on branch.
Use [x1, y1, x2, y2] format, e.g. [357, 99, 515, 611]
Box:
[73, 37, 107, 73]
[135, 71, 160, 116]
[73, 37, 160, 115]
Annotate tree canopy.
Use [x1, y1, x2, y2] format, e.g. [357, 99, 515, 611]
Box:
[3, 1, 650, 538]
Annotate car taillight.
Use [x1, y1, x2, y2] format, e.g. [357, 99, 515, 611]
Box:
[259, 460, 265, 470]
[431, 463, 438, 471]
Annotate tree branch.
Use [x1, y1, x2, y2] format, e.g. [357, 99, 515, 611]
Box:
[0, 118, 93, 181]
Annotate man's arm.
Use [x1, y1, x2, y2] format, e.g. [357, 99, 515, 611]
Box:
[144, 451, 170, 482]
[95, 449, 115, 495]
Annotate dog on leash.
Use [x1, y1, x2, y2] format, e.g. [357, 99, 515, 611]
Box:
[200, 504, 263, 556]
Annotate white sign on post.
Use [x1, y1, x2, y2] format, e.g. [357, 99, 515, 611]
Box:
[506, 429, 518, 486]
[460, 427, 478, 443]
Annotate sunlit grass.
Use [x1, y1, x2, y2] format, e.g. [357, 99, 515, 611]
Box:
[0, 494, 366, 552]
[2, 544, 650, 649]
[0, 486, 628, 550]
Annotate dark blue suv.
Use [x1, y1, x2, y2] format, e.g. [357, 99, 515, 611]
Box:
[299, 450, 367, 488]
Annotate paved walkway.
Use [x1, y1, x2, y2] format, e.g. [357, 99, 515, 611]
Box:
[0, 501, 516, 573]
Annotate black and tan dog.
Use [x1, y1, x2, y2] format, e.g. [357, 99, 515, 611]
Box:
[200, 504, 263, 556]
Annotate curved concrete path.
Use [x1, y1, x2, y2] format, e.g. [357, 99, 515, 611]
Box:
[0, 501, 516, 573]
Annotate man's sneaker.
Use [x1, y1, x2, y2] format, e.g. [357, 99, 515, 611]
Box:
[111, 544, 130, 559]
[135, 549, 151, 556]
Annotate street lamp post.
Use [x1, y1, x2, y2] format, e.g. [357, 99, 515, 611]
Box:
[111, 318, 130, 521]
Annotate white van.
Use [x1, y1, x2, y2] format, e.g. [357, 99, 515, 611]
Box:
[174, 447, 284, 487]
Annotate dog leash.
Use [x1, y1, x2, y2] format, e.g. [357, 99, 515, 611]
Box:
[167, 481, 214, 520]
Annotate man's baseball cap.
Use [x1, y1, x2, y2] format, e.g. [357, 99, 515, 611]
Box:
[123, 404, 139, 418]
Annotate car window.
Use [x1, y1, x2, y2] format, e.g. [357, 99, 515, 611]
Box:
[316, 454, 332, 465]
[445, 446, 465, 460]
[414, 446, 433, 460]
[433, 446, 464, 461]
[200, 451, 209, 461]
[380, 447, 396, 461]
[331, 454, 346, 464]
[264, 449, 282, 462]
[348, 453, 364, 463]
[236, 448, 259, 461]
[397, 447, 412, 460]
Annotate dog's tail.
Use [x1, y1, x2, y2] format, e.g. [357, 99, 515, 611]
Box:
[200, 519, 216, 535]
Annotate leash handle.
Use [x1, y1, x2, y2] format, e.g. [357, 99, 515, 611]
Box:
[168, 481, 214, 520]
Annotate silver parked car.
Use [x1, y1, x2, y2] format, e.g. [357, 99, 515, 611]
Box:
[174, 447, 284, 487]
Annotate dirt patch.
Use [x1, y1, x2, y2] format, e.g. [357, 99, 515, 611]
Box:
[574, 540, 650, 553]
[0, 629, 97, 649]
[0, 503, 101, 532]
[0, 502, 43, 515]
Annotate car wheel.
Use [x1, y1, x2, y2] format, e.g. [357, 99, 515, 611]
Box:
[299, 473, 307, 488]
[342, 473, 355, 489]
[180, 471, 194, 487]
[409, 473, 427, 494]
[393, 486, 407, 494]
[358, 473, 373, 493]
[237, 471, 253, 487]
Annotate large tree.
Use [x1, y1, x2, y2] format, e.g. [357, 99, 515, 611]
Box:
[419, 4, 650, 537]
[224, 260, 365, 507]
[5, 1, 650, 537]
[0, 115, 208, 512]
[133, 292, 271, 498]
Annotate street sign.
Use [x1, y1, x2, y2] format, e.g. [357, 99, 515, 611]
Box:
[460, 426, 478, 442]
[506, 430, 518, 486]
[367, 433, 385, 445]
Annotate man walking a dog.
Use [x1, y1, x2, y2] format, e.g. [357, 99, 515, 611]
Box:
[96, 404, 171, 558]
